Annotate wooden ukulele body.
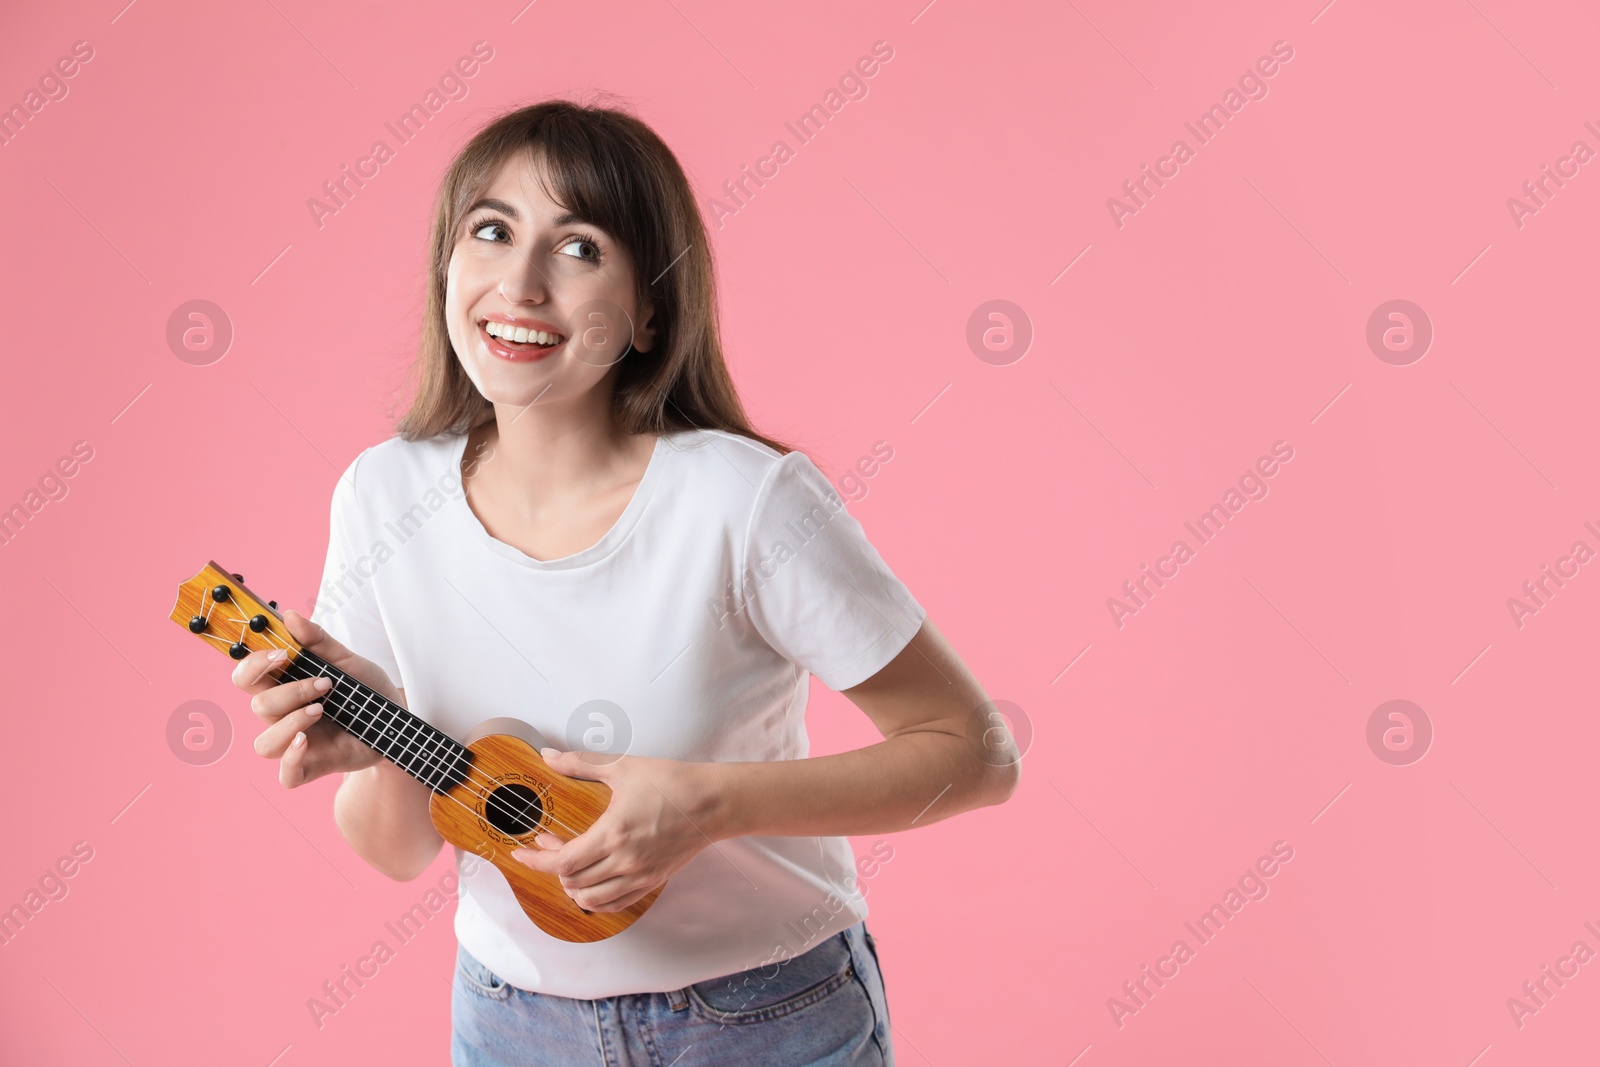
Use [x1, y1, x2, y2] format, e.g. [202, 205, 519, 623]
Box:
[431, 720, 663, 943]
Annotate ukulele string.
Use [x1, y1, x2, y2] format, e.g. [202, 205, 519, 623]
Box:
[283, 649, 591, 843]
[289, 656, 587, 839]
[207, 609, 586, 842]
[203, 621, 569, 840]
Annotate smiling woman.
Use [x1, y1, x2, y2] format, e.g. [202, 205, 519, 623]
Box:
[231, 98, 1016, 1067]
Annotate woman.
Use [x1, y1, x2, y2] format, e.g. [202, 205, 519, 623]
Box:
[231, 100, 1018, 1066]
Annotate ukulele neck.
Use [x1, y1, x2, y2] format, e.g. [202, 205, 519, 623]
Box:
[279, 650, 470, 792]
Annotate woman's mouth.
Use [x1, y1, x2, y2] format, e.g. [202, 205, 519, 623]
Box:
[479, 319, 566, 363]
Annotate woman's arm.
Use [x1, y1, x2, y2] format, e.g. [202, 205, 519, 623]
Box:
[704, 617, 1018, 839]
[235, 612, 446, 883]
[519, 617, 1019, 911]
[333, 723, 448, 883]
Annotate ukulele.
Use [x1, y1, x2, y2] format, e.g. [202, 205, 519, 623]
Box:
[169, 561, 663, 942]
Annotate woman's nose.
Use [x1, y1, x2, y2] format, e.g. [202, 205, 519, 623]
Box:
[496, 254, 550, 304]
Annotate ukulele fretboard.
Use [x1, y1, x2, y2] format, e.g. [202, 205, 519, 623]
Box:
[278, 650, 471, 793]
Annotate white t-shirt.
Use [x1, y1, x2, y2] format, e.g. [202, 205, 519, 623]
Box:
[311, 426, 925, 998]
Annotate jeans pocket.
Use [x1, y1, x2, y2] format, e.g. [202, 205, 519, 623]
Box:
[456, 946, 513, 1001]
[687, 932, 856, 1024]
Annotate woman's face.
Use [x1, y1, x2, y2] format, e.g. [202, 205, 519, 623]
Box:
[444, 151, 655, 413]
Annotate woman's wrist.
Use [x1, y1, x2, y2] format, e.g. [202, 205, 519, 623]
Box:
[686, 759, 742, 842]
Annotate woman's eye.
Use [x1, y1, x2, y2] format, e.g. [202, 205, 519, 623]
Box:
[471, 222, 509, 242]
[556, 237, 600, 262]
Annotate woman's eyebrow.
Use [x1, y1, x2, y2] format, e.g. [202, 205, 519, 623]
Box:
[463, 199, 590, 229]
[465, 197, 520, 218]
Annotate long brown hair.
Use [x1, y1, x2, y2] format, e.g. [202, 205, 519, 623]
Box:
[394, 99, 789, 454]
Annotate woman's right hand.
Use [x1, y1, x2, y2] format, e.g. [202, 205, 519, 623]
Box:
[231, 608, 404, 788]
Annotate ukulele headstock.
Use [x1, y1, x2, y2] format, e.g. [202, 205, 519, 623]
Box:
[169, 562, 302, 663]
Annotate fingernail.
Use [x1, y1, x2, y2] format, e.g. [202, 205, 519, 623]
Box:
[267, 649, 287, 663]
[540, 747, 559, 760]
[314, 677, 332, 691]
[293, 731, 306, 748]
[306, 704, 323, 718]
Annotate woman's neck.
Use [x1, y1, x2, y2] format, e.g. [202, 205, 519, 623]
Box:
[468, 389, 655, 519]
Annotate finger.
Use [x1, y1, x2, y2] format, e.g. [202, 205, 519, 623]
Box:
[510, 832, 609, 880]
[590, 885, 654, 914]
[255, 703, 326, 759]
[281, 608, 352, 663]
[556, 866, 601, 890]
[505, 831, 569, 876]
[572, 876, 646, 913]
[511, 845, 563, 876]
[555, 851, 626, 890]
[546, 829, 612, 879]
[540, 748, 617, 783]
[279, 729, 311, 788]
[248, 674, 334, 724]
[232, 647, 290, 692]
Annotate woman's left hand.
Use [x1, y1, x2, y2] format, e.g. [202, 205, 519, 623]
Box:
[511, 748, 723, 913]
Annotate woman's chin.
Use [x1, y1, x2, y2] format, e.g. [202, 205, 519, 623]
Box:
[482, 385, 557, 409]
[462, 357, 551, 398]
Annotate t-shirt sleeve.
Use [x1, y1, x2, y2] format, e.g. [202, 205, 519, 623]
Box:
[738, 450, 926, 691]
[310, 454, 404, 692]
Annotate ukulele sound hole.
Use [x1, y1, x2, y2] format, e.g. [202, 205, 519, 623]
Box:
[484, 783, 544, 837]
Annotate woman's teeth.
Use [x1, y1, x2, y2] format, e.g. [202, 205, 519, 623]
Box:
[484, 322, 563, 345]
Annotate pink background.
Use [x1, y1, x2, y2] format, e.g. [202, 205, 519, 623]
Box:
[2, 0, 1597, 1063]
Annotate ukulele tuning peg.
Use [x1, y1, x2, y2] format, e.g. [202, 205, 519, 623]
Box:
[188, 615, 207, 633]
[231, 573, 244, 582]
[211, 584, 231, 602]
[228, 642, 249, 659]
[249, 614, 269, 633]
[268, 601, 278, 610]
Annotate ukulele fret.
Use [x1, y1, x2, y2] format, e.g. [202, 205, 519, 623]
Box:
[395, 716, 438, 779]
[392, 715, 425, 776]
[399, 717, 441, 781]
[372, 707, 410, 765]
[344, 684, 384, 747]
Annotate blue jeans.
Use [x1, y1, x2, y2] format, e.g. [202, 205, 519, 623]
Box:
[451, 922, 893, 1066]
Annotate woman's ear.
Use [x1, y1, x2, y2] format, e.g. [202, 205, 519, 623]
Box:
[633, 293, 658, 354]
